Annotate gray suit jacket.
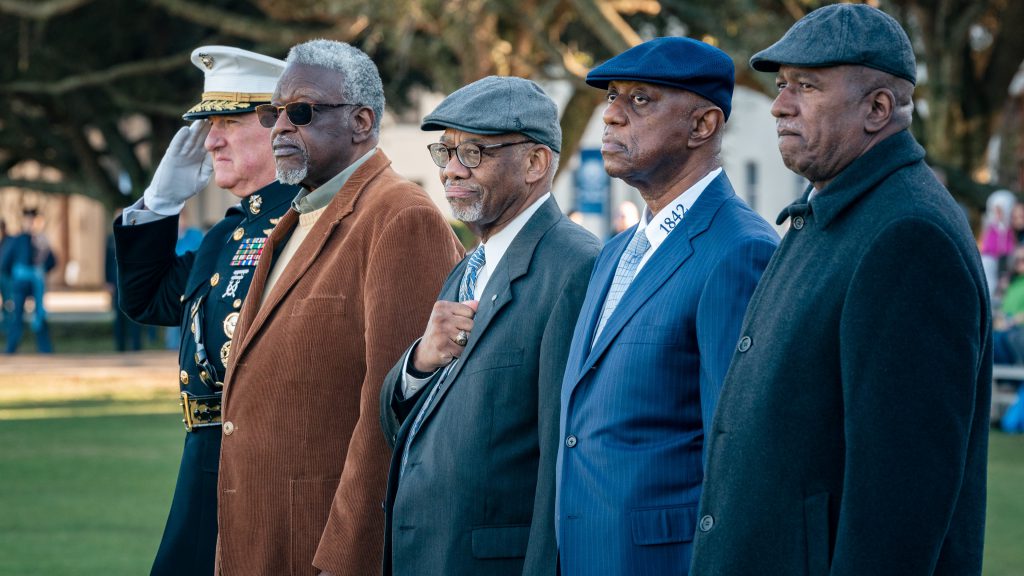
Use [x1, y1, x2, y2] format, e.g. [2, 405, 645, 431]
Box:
[380, 197, 601, 576]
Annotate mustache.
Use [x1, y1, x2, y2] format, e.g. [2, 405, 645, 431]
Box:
[443, 179, 483, 193]
[272, 136, 305, 149]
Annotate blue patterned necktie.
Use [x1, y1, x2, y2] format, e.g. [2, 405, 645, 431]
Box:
[458, 246, 487, 302]
[593, 229, 650, 344]
[401, 246, 487, 478]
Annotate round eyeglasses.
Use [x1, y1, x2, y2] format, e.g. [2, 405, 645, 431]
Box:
[254, 102, 361, 128]
[427, 140, 532, 169]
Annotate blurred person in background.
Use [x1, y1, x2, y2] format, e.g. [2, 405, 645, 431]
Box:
[0, 219, 10, 338]
[2, 208, 56, 354]
[105, 211, 142, 352]
[610, 199, 639, 236]
[981, 189, 1016, 297]
[112, 46, 297, 576]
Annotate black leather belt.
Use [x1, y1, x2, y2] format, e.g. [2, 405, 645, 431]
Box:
[180, 391, 222, 432]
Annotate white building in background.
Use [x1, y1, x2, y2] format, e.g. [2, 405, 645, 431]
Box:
[0, 84, 801, 290]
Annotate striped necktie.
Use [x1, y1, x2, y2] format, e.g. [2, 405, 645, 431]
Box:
[593, 229, 650, 344]
[458, 246, 486, 302]
[400, 245, 487, 478]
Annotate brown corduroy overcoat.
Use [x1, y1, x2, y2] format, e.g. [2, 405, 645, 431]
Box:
[216, 150, 464, 576]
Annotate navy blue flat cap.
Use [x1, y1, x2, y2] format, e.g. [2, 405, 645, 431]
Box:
[586, 37, 735, 120]
[751, 3, 916, 85]
[422, 76, 562, 153]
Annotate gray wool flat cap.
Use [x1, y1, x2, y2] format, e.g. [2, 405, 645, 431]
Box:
[421, 75, 562, 152]
[750, 3, 916, 85]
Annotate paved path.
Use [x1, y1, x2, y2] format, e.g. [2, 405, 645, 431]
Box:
[1, 350, 177, 374]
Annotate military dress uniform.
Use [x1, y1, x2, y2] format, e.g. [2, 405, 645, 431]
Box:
[114, 182, 294, 574]
[112, 45, 293, 576]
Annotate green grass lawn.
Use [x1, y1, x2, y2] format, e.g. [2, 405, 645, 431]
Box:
[0, 379, 1022, 575]
[0, 410, 182, 575]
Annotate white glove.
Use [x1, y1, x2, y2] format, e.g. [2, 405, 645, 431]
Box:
[143, 120, 213, 216]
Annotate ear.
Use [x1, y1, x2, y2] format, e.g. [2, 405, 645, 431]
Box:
[523, 145, 552, 185]
[864, 88, 895, 134]
[350, 106, 376, 144]
[688, 107, 724, 149]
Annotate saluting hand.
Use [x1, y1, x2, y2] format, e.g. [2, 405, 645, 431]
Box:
[143, 120, 213, 216]
[412, 300, 478, 373]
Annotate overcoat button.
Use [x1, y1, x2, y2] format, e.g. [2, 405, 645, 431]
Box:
[737, 336, 752, 352]
[223, 421, 235, 435]
[699, 515, 714, 532]
[793, 216, 804, 230]
[565, 435, 578, 448]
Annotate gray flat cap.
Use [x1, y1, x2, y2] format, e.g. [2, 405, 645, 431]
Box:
[421, 76, 562, 153]
[750, 3, 916, 85]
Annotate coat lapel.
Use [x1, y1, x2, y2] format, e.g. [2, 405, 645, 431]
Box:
[575, 173, 736, 383]
[231, 150, 391, 365]
[414, 197, 563, 431]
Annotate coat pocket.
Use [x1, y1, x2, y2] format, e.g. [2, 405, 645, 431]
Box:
[463, 347, 524, 376]
[290, 295, 346, 316]
[471, 524, 530, 559]
[289, 478, 340, 575]
[630, 503, 697, 545]
[804, 492, 830, 576]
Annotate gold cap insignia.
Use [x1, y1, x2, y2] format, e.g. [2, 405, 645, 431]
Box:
[198, 53, 215, 70]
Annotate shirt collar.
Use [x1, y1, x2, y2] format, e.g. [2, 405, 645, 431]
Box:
[292, 148, 377, 214]
[636, 167, 721, 251]
[477, 193, 551, 276]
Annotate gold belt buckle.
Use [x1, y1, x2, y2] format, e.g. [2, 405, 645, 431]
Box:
[179, 391, 223, 432]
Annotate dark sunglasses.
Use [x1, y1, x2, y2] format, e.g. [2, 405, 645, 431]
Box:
[427, 140, 532, 169]
[254, 102, 361, 128]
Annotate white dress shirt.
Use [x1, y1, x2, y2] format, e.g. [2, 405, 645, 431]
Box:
[400, 193, 552, 397]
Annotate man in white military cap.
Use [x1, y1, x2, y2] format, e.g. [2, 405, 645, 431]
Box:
[112, 46, 299, 576]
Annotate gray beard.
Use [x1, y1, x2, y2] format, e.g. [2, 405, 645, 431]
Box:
[277, 164, 307, 186]
[449, 199, 483, 223]
[276, 148, 310, 186]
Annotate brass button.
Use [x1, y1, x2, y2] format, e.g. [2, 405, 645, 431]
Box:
[210, 273, 220, 287]
[223, 421, 235, 435]
[233, 298, 242, 309]
[179, 370, 189, 385]
[232, 227, 244, 241]
[179, 295, 185, 302]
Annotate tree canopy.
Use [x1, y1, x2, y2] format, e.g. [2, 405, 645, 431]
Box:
[2, 0, 1022, 210]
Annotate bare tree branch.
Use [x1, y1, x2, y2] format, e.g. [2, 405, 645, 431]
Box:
[570, 0, 641, 54]
[0, 177, 82, 196]
[0, 0, 92, 19]
[147, 0, 369, 46]
[4, 52, 192, 96]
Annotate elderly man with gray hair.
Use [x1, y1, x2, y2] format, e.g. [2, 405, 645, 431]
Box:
[379, 76, 600, 576]
[691, 5, 991, 575]
[215, 39, 463, 576]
